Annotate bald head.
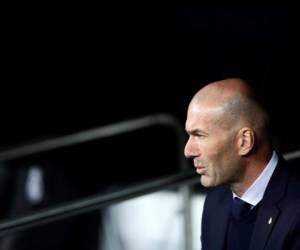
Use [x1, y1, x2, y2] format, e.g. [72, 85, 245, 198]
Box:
[189, 78, 269, 143]
[191, 78, 254, 106]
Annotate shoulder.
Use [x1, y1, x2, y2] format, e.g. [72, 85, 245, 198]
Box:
[273, 155, 300, 186]
[283, 164, 300, 207]
[282, 158, 300, 192]
[274, 156, 300, 208]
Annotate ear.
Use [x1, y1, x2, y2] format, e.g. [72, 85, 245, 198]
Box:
[237, 127, 255, 156]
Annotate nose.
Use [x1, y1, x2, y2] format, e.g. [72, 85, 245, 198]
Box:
[184, 137, 199, 158]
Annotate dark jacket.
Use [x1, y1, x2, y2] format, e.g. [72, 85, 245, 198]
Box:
[201, 156, 300, 250]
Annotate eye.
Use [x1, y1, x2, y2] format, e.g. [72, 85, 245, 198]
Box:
[186, 130, 207, 138]
[194, 133, 205, 139]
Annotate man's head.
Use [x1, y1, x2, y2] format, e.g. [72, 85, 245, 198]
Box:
[184, 78, 271, 193]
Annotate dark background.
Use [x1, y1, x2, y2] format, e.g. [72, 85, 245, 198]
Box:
[0, 6, 298, 250]
[1, 6, 297, 154]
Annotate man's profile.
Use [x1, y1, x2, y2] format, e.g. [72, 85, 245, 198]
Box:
[184, 78, 300, 250]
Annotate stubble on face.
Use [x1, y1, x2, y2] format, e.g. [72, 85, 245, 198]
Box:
[198, 129, 241, 188]
[187, 104, 239, 188]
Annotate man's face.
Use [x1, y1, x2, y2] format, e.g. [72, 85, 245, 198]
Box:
[184, 102, 242, 187]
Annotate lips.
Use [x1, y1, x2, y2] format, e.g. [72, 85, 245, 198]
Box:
[195, 166, 205, 174]
[194, 159, 205, 174]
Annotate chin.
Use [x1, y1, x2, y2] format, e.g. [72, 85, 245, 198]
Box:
[201, 177, 222, 188]
[200, 177, 213, 187]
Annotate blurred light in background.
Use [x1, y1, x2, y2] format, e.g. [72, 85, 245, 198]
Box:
[101, 190, 206, 250]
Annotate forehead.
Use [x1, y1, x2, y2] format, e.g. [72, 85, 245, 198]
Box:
[185, 103, 224, 131]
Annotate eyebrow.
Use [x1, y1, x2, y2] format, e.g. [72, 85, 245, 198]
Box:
[185, 129, 208, 136]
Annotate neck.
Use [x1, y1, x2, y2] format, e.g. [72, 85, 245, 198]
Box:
[231, 145, 273, 196]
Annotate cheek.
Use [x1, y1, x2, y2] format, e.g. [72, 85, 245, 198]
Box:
[217, 154, 240, 180]
[208, 147, 234, 178]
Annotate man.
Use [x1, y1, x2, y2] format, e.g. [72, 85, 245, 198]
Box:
[184, 78, 300, 250]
